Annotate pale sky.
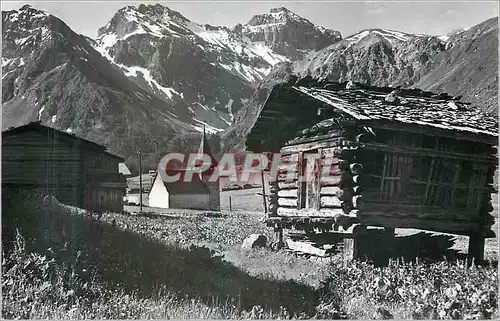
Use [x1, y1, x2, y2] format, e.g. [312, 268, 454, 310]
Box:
[1, 1, 498, 39]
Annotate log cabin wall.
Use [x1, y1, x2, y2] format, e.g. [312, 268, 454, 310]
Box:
[82, 152, 126, 213]
[271, 125, 363, 231]
[254, 81, 498, 262]
[254, 81, 497, 239]
[355, 128, 496, 235]
[269, 123, 496, 237]
[2, 123, 126, 213]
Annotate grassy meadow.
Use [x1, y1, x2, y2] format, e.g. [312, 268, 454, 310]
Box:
[1, 188, 498, 319]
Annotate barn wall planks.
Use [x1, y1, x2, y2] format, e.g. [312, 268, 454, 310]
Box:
[2, 125, 126, 213]
[267, 121, 497, 237]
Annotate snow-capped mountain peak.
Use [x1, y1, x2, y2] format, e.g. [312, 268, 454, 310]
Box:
[97, 4, 192, 43]
[345, 28, 423, 45]
[91, 3, 301, 135]
[2, 5, 54, 74]
[4, 4, 49, 23]
[240, 7, 342, 60]
[247, 6, 303, 26]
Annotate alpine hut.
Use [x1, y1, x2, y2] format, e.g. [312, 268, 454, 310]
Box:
[246, 79, 498, 264]
[2, 122, 127, 213]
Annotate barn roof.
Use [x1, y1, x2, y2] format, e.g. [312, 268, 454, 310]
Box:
[246, 81, 498, 150]
[165, 179, 209, 195]
[293, 85, 498, 137]
[2, 121, 124, 161]
[153, 170, 210, 195]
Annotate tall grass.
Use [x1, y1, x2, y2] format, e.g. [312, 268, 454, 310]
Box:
[317, 259, 498, 319]
[2, 231, 298, 319]
[2, 189, 498, 319]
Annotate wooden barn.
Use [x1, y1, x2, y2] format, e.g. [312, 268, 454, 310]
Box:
[148, 127, 220, 211]
[246, 79, 498, 264]
[2, 122, 127, 213]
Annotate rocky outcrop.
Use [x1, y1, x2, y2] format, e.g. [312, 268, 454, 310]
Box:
[242, 234, 267, 249]
[294, 29, 445, 87]
[414, 18, 498, 115]
[239, 7, 342, 60]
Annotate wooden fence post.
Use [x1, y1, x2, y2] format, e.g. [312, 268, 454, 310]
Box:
[468, 232, 485, 266]
[261, 171, 267, 214]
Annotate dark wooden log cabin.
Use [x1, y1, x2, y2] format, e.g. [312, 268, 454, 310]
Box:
[2, 122, 127, 213]
[246, 79, 498, 264]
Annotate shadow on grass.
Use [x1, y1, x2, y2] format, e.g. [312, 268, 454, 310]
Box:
[293, 229, 497, 267]
[91, 222, 319, 314]
[357, 230, 498, 266]
[2, 190, 319, 316]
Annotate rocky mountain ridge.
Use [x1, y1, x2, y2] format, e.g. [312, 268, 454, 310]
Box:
[223, 17, 498, 152]
[2, 4, 342, 169]
[235, 7, 342, 60]
[2, 4, 497, 166]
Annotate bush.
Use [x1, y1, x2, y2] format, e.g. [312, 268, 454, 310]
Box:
[2, 230, 104, 319]
[318, 259, 498, 319]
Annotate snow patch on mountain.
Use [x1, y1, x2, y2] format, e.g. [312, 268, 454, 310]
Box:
[37, 106, 45, 120]
[123, 65, 179, 99]
[193, 118, 224, 134]
[2, 57, 14, 67]
[345, 29, 414, 45]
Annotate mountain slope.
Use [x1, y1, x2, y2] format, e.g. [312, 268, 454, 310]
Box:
[294, 28, 445, 87]
[93, 4, 292, 130]
[414, 17, 498, 114]
[236, 7, 342, 60]
[224, 18, 498, 152]
[2, 5, 199, 168]
[2, 4, 342, 167]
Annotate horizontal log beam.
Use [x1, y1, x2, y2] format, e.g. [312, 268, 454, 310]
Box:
[281, 138, 344, 154]
[320, 196, 342, 207]
[361, 142, 497, 164]
[358, 215, 495, 237]
[280, 154, 299, 163]
[277, 207, 348, 217]
[266, 213, 359, 229]
[278, 198, 297, 207]
[278, 189, 298, 198]
[278, 181, 298, 189]
[287, 132, 347, 146]
[320, 186, 341, 195]
[320, 176, 342, 186]
[277, 173, 299, 182]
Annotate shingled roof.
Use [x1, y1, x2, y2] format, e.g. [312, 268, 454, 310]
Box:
[246, 81, 498, 151]
[2, 121, 124, 160]
[293, 85, 498, 137]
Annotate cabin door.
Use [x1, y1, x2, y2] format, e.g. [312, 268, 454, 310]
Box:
[304, 150, 321, 209]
